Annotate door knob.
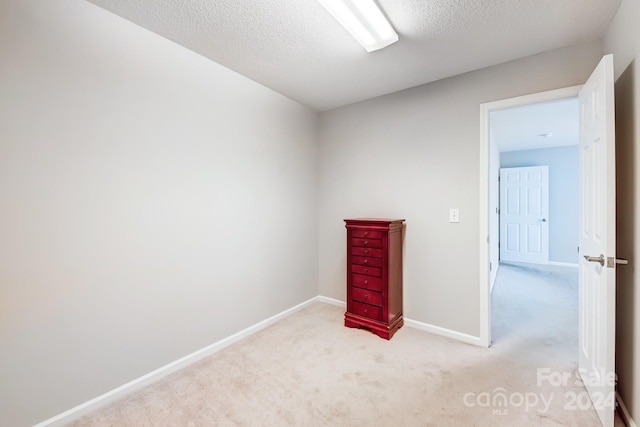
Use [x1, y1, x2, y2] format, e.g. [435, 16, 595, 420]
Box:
[607, 257, 629, 268]
[584, 254, 630, 268]
[541, 218, 547, 222]
[584, 254, 605, 266]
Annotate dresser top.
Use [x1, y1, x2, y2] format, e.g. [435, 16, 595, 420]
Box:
[344, 218, 405, 224]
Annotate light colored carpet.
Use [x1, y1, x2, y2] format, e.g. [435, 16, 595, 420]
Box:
[70, 263, 624, 426]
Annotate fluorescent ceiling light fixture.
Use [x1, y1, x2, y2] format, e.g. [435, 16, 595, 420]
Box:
[318, 0, 398, 52]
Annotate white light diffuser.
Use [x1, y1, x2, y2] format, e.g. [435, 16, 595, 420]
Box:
[318, 0, 398, 52]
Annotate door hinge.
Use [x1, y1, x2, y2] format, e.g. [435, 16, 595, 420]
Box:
[490, 262, 492, 271]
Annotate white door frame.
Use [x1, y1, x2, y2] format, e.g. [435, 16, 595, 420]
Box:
[478, 85, 582, 348]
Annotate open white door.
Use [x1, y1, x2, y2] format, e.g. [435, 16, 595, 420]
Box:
[500, 166, 549, 264]
[578, 54, 619, 427]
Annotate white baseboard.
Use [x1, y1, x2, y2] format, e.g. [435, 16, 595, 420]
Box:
[617, 392, 637, 427]
[317, 295, 346, 307]
[500, 259, 549, 266]
[34, 296, 321, 427]
[403, 317, 484, 346]
[547, 261, 579, 268]
[316, 296, 483, 347]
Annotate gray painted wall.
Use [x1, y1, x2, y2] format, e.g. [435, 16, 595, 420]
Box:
[318, 41, 604, 337]
[0, 1, 319, 425]
[500, 146, 579, 265]
[605, 0, 640, 422]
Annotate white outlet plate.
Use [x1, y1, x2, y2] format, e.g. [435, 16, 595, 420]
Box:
[449, 208, 460, 223]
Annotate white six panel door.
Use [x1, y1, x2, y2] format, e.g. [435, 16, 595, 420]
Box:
[499, 166, 549, 264]
[578, 54, 616, 427]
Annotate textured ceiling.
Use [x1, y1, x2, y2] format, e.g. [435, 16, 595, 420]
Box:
[86, 0, 621, 111]
[491, 97, 579, 153]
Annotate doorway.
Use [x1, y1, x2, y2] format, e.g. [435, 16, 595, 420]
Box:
[491, 96, 580, 342]
[478, 85, 582, 347]
[479, 56, 619, 427]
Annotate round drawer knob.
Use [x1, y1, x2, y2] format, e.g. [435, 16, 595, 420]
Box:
[365, 249, 369, 254]
[364, 241, 369, 245]
[364, 231, 368, 236]
[364, 309, 368, 313]
[365, 269, 369, 273]
[364, 280, 368, 284]
[364, 294, 369, 299]
[364, 259, 368, 264]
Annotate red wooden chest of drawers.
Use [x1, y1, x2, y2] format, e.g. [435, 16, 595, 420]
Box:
[344, 218, 405, 340]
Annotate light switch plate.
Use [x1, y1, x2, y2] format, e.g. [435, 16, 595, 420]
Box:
[449, 208, 460, 223]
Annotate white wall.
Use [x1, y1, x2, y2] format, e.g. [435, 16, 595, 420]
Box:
[604, 0, 640, 422]
[500, 146, 580, 265]
[318, 41, 603, 337]
[0, 1, 319, 425]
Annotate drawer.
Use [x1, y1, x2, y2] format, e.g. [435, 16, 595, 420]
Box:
[351, 287, 382, 306]
[352, 274, 382, 291]
[351, 229, 383, 239]
[351, 238, 382, 249]
[351, 256, 383, 268]
[351, 246, 383, 258]
[350, 300, 382, 321]
[351, 264, 382, 277]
